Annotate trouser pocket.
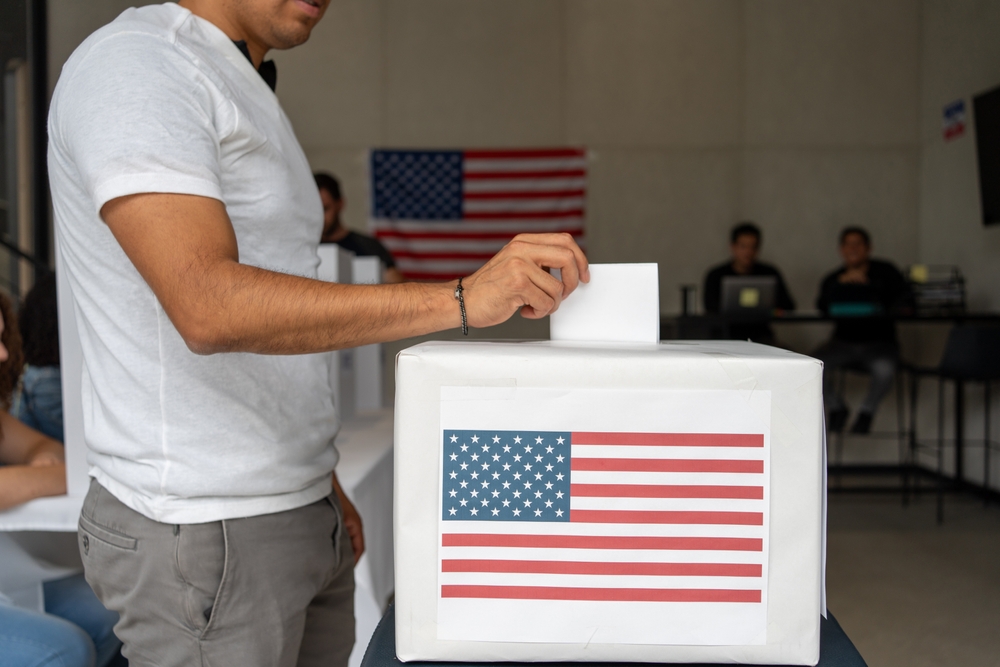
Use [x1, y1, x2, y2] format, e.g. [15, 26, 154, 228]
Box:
[174, 520, 228, 636]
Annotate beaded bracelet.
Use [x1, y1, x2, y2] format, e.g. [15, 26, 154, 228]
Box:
[454, 277, 469, 336]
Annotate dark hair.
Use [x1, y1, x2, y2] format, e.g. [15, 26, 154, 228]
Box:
[839, 226, 871, 246]
[20, 272, 59, 367]
[314, 172, 342, 201]
[730, 222, 761, 245]
[0, 290, 24, 410]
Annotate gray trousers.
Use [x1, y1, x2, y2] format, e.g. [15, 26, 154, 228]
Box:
[78, 480, 355, 667]
[814, 339, 899, 416]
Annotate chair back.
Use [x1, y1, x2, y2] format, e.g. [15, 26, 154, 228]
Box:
[938, 325, 1000, 380]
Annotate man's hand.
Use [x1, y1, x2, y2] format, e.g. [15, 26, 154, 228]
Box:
[461, 233, 589, 328]
[332, 472, 364, 565]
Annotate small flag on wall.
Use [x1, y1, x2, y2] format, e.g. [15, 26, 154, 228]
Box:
[943, 99, 966, 141]
[369, 148, 587, 281]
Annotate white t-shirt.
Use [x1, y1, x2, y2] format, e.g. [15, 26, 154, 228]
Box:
[48, 3, 339, 523]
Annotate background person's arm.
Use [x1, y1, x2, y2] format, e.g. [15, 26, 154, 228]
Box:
[0, 412, 67, 511]
[100, 193, 588, 355]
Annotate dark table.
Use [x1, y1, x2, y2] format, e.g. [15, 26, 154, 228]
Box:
[665, 311, 1000, 491]
[361, 605, 867, 667]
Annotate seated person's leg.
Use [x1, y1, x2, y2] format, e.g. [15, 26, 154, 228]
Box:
[0, 598, 96, 667]
[812, 340, 856, 431]
[852, 347, 898, 434]
[44, 573, 122, 667]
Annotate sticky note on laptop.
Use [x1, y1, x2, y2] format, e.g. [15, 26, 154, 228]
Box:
[550, 263, 660, 344]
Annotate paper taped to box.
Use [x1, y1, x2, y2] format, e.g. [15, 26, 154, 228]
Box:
[393, 340, 824, 665]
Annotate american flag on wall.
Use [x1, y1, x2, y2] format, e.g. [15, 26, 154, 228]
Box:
[439, 429, 766, 606]
[369, 148, 587, 281]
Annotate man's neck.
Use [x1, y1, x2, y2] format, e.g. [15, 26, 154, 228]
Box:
[322, 222, 350, 244]
[731, 261, 754, 275]
[179, 0, 269, 67]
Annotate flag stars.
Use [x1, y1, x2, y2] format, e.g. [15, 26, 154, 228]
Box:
[524, 444, 533, 453]
[470, 472, 479, 479]
[491, 490, 499, 498]
[470, 508, 478, 516]
[556, 437, 565, 445]
[460, 462, 468, 470]
[449, 471, 457, 479]
[535, 473, 543, 481]
[503, 463, 511, 471]
[459, 499, 467, 507]
[502, 481, 510, 489]
[470, 490, 479, 498]
[471, 436, 479, 443]
[492, 508, 500, 516]
[545, 482, 553, 490]
[556, 455, 564, 463]
[513, 509, 521, 516]
[460, 480, 468, 489]
[492, 435, 500, 444]
[481, 444, 490, 453]
[513, 454, 522, 462]
[503, 445, 511, 453]
[492, 472, 500, 480]
[514, 436, 522, 444]
[449, 507, 457, 515]
[524, 499, 532, 507]
[546, 446, 554, 454]
[534, 455, 543, 462]
[534, 491, 542, 499]
[545, 464, 553, 472]
[534, 509, 542, 517]
[481, 462, 489, 470]
[460, 444, 468, 452]
[513, 490, 521, 498]
[481, 499, 489, 507]
[555, 491, 564, 499]
[556, 473, 564, 481]
[545, 500, 553, 508]
[449, 489, 457, 497]
[481, 481, 489, 489]
[513, 472, 521, 480]
[535, 436, 543, 445]
[492, 454, 500, 462]
[450, 435, 458, 443]
[449, 453, 458, 461]
[471, 453, 479, 461]
[524, 463, 532, 471]
[555, 509, 564, 517]
[502, 499, 510, 507]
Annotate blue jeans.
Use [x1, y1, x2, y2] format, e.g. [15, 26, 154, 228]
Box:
[12, 366, 63, 442]
[0, 574, 121, 667]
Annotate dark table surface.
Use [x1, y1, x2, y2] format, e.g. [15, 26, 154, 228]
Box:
[361, 605, 867, 667]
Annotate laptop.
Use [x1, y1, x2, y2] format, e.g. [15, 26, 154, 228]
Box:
[720, 275, 777, 316]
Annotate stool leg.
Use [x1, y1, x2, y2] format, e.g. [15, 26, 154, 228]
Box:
[898, 371, 907, 506]
[910, 371, 920, 499]
[985, 382, 991, 508]
[938, 377, 945, 524]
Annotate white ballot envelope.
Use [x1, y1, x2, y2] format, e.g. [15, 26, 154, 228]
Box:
[394, 340, 824, 665]
[550, 263, 660, 344]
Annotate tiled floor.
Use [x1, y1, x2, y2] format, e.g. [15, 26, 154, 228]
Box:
[826, 490, 1000, 667]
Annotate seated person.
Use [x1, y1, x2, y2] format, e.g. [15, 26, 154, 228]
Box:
[814, 226, 909, 434]
[703, 222, 795, 343]
[0, 290, 123, 667]
[12, 272, 63, 441]
[314, 172, 406, 284]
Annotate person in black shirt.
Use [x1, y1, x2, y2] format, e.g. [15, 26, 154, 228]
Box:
[314, 172, 406, 284]
[814, 226, 909, 434]
[703, 222, 795, 344]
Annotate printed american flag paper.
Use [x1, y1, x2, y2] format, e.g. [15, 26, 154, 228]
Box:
[369, 148, 586, 281]
[438, 387, 770, 646]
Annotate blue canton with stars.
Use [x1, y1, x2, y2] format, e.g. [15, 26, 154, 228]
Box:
[371, 150, 463, 220]
[442, 430, 571, 522]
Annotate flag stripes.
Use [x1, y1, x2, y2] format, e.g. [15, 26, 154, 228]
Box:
[371, 149, 586, 281]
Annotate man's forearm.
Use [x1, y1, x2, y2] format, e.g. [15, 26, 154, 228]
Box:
[176, 260, 458, 355]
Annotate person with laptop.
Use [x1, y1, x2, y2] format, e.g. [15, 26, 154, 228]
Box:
[703, 222, 795, 344]
[814, 226, 910, 434]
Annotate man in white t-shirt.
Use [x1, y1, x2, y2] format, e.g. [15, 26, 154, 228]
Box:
[47, 1, 588, 666]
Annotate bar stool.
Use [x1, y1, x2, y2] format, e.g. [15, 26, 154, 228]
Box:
[905, 325, 1000, 522]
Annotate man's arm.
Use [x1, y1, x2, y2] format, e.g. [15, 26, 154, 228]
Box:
[101, 193, 589, 355]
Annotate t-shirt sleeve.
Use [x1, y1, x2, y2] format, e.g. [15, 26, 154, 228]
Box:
[52, 32, 227, 214]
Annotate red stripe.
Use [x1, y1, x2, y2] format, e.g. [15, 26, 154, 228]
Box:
[463, 209, 585, 220]
[571, 484, 763, 500]
[390, 251, 500, 261]
[374, 228, 583, 240]
[464, 169, 586, 180]
[571, 510, 763, 526]
[464, 189, 586, 201]
[441, 585, 761, 603]
[441, 560, 761, 577]
[464, 148, 585, 160]
[572, 433, 763, 447]
[441, 534, 762, 552]
[572, 458, 763, 474]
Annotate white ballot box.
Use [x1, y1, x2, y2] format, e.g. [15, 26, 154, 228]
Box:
[394, 340, 824, 665]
